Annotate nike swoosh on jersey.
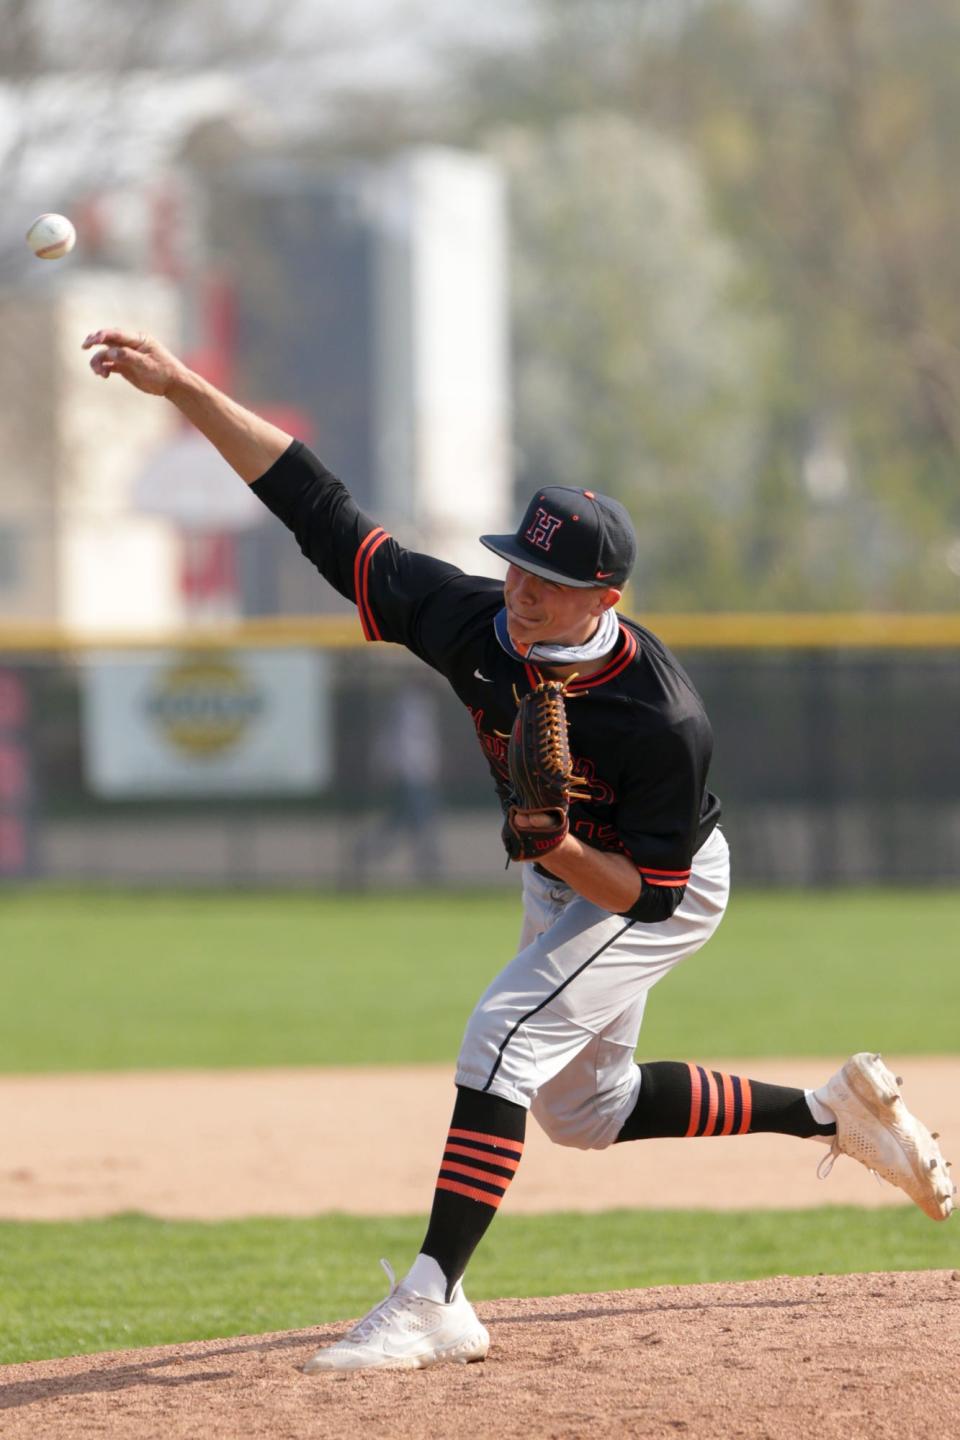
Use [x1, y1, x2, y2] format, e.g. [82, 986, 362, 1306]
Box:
[473, 669, 493, 682]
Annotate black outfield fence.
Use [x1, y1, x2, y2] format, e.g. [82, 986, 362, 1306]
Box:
[1, 616, 958, 887]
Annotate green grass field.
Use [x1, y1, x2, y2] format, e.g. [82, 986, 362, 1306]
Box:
[2, 1207, 956, 1367]
[2, 887, 957, 1366]
[2, 888, 959, 1071]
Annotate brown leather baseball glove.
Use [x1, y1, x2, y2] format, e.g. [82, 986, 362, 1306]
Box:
[502, 680, 586, 863]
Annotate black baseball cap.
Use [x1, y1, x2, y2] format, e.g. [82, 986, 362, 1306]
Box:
[480, 486, 637, 589]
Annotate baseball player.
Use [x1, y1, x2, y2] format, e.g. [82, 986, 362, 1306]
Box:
[83, 329, 954, 1374]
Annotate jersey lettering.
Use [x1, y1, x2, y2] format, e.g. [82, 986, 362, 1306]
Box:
[573, 818, 629, 853]
[571, 758, 615, 807]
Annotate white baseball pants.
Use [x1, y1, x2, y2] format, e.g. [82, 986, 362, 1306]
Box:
[455, 826, 730, 1150]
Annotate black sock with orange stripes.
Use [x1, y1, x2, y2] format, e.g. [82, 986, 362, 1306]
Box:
[615, 1062, 836, 1143]
[421, 1085, 526, 1300]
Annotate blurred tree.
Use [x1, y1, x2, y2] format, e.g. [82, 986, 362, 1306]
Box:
[0, 0, 306, 281]
[0, 0, 287, 154]
[643, 0, 960, 607]
[490, 113, 777, 608]
[0, 0, 303, 76]
[454, 0, 960, 608]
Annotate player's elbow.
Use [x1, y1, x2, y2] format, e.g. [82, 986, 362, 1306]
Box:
[618, 880, 686, 925]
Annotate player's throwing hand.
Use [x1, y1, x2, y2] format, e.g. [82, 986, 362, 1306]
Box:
[81, 330, 181, 396]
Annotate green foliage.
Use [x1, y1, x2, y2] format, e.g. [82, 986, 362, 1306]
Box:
[454, 0, 960, 609]
[1, 888, 958, 1069]
[1, 1207, 953, 1365]
[489, 113, 777, 609]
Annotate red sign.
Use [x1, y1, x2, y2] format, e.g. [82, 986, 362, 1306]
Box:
[0, 669, 35, 879]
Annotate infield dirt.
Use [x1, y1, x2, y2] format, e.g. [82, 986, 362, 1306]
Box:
[1, 1058, 956, 1219]
[2, 1269, 958, 1439]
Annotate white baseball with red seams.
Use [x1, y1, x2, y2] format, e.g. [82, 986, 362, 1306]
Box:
[25, 213, 76, 260]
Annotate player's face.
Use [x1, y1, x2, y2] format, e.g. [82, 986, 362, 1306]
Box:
[504, 564, 620, 648]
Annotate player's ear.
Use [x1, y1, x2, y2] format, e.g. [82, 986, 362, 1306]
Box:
[594, 587, 621, 613]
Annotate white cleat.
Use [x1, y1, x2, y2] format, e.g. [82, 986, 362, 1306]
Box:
[815, 1052, 955, 1222]
[303, 1259, 490, 1373]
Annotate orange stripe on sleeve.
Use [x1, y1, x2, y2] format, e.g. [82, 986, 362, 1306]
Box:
[702, 1069, 720, 1136]
[738, 1078, 753, 1135]
[447, 1128, 525, 1155]
[359, 530, 390, 641]
[719, 1073, 736, 1136]
[352, 528, 384, 640]
[436, 1177, 503, 1209]
[685, 1062, 702, 1137]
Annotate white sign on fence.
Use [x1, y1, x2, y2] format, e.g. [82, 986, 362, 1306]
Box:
[82, 650, 330, 796]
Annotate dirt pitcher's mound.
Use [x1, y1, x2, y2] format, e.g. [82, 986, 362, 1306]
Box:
[2, 1270, 958, 1440]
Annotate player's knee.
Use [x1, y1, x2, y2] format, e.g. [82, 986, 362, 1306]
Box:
[532, 1098, 614, 1151]
[533, 1064, 642, 1150]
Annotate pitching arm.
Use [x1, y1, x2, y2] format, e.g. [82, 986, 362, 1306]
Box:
[83, 329, 496, 671]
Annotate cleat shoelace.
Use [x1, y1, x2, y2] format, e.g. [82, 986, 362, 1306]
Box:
[343, 1259, 406, 1343]
[816, 1142, 840, 1182]
[815, 1141, 886, 1189]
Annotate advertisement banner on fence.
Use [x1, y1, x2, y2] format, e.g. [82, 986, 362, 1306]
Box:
[82, 650, 330, 796]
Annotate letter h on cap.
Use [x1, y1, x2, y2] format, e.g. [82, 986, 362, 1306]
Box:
[525, 508, 563, 552]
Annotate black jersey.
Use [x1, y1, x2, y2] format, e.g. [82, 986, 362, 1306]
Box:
[252, 441, 721, 916]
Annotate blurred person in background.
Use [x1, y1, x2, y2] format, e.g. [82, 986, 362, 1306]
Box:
[354, 680, 444, 885]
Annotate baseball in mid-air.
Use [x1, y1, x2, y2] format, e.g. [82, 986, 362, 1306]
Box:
[25, 213, 77, 260]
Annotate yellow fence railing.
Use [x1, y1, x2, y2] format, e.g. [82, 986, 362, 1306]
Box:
[1, 612, 959, 653]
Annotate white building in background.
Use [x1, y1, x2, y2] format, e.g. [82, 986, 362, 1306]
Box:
[0, 270, 184, 630]
[371, 148, 512, 575]
[204, 144, 512, 613]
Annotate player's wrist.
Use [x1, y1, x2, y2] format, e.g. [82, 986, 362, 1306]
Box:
[533, 831, 579, 870]
[164, 362, 203, 405]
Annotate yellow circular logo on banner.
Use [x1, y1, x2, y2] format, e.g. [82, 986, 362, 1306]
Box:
[146, 657, 263, 757]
